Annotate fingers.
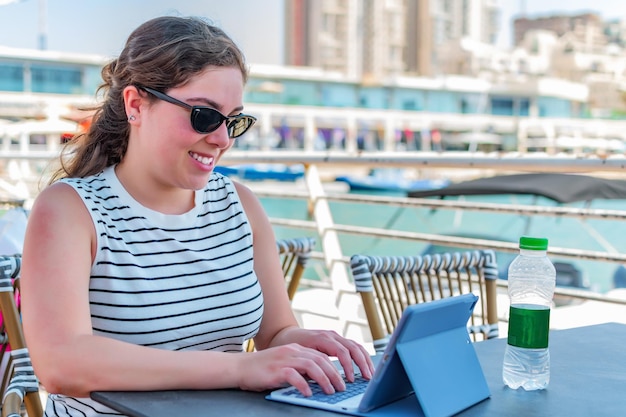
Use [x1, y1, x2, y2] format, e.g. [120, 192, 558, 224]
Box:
[309, 331, 375, 383]
[300, 354, 345, 395]
[332, 342, 356, 381]
[356, 345, 375, 378]
[263, 344, 346, 395]
[282, 367, 313, 396]
[333, 339, 374, 382]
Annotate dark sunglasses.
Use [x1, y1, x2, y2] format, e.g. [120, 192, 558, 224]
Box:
[139, 86, 256, 138]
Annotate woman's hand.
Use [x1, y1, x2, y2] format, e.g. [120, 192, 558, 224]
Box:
[263, 327, 375, 386]
[284, 328, 375, 383]
[236, 343, 347, 396]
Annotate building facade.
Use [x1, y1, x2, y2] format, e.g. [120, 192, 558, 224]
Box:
[513, 13, 606, 51]
[284, 0, 500, 80]
[1, 45, 604, 156]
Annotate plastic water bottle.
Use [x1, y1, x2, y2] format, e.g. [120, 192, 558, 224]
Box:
[502, 236, 556, 390]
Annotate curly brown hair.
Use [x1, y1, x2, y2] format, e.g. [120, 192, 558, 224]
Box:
[50, 15, 248, 183]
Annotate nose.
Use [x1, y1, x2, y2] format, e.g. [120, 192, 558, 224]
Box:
[204, 122, 232, 148]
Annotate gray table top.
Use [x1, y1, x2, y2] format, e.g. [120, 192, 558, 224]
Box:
[91, 322, 626, 417]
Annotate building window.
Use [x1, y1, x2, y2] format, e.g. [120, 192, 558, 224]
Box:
[491, 97, 514, 116]
[31, 65, 83, 94]
[403, 99, 417, 110]
[0, 63, 24, 92]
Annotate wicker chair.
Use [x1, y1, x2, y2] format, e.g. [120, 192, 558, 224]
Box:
[350, 249, 499, 353]
[245, 237, 316, 352]
[276, 237, 316, 301]
[0, 255, 43, 417]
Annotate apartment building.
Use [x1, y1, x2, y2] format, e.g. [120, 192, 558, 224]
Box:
[284, 0, 500, 80]
[513, 13, 606, 51]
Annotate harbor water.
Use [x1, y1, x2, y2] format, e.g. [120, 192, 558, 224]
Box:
[259, 186, 626, 294]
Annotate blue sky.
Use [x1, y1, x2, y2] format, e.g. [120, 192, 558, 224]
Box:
[0, 0, 284, 63]
[0, 0, 623, 64]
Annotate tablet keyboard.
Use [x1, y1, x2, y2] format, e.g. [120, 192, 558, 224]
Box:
[279, 375, 369, 404]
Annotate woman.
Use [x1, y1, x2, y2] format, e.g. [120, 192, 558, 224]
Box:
[21, 16, 373, 416]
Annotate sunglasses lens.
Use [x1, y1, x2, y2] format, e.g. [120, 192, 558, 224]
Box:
[190, 108, 224, 133]
[227, 116, 256, 138]
[190, 108, 256, 138]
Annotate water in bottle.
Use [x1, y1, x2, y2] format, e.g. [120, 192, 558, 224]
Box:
[502, 236, 556, 390]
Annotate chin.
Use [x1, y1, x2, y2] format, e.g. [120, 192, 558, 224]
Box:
[183, 174, 211, 191]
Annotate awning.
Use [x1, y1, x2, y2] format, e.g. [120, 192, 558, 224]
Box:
[408, 173, 626, 204]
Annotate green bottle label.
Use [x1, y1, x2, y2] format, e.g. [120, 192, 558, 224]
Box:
[507, 306, 550, 349]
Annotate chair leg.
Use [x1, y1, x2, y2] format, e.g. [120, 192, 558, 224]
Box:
[286, 264, 305, 300]
[485, 279, 498, 326]
[359, 292, 386, 343]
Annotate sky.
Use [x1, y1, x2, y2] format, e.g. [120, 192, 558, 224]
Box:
[0, 0, 284, 64]
[0, 0, 624, 65]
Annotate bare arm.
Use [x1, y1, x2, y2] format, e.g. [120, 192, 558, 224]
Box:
[234, 182, 375, 384]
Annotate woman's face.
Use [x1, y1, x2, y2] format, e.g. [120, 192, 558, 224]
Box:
[132, 66, 246, 191]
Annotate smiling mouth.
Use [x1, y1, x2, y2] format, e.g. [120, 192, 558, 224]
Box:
[189, 151, 214, 167]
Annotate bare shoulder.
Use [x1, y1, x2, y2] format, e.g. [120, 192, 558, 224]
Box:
[231, 180, 273, 232]
[23, 181, 96, 281]
[31, 181, 86, 215]
[232, 180, 264, 212]
[27, 183, 95, 245]
[232, 180, 256, 201]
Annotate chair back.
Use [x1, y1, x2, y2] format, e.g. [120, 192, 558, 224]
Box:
[0, 255, 43, 417]
[350, 250, 499, 353]
[245, 237, 316, 352]
[276, 237, 316, 301]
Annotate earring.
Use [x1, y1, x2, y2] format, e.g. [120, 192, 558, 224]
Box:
[128, 115, 136, 122]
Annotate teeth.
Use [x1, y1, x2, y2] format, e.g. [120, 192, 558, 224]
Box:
[190, 152, 214, 166]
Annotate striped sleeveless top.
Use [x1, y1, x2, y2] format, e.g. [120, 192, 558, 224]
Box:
[44, 166, 264, 417]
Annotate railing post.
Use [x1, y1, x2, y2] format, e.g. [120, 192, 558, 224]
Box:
[345, 115, 357, 153]
[384, 115, 396, 152]
[303, 164, 358, 338]
[304, 114, 316, 152]
[304, 164, 352, 291]
[259, 111, 273, 151]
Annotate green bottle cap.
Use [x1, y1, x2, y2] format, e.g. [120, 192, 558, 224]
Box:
[519, 236, 548, 251]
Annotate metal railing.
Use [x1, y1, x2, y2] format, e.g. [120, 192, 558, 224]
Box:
[222, 149, 626, 172]
[257, 190, 626, 306]
[223, 151, 626, 311]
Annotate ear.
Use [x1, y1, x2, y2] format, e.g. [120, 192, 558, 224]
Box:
[123, 85, 145, 123]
